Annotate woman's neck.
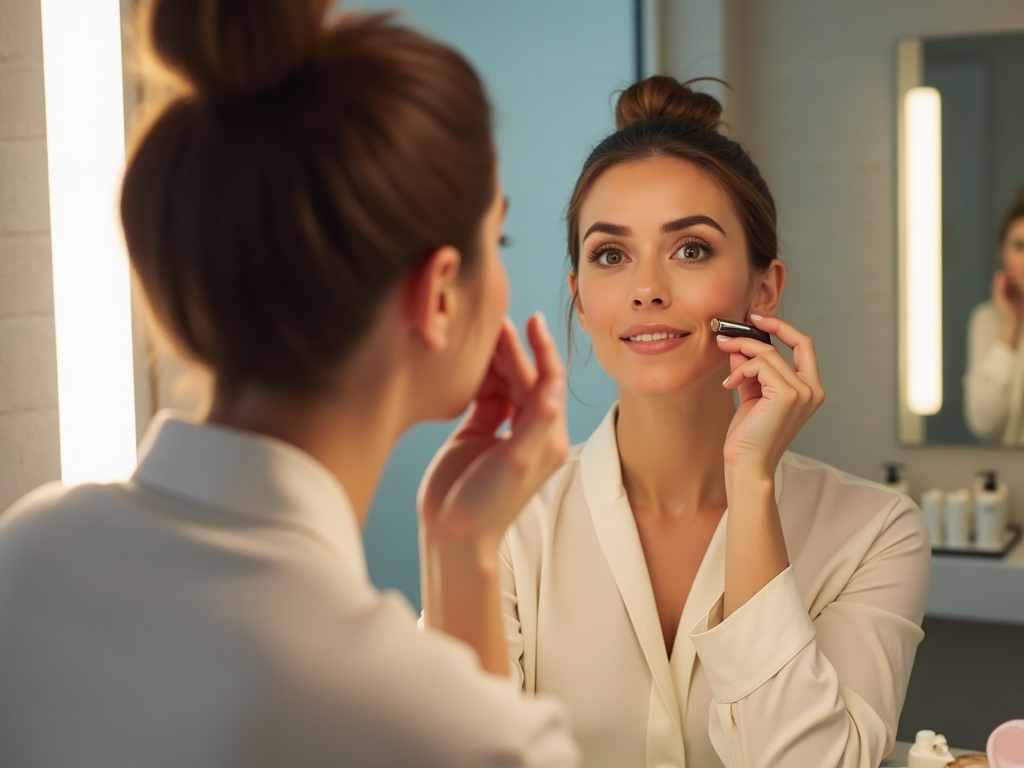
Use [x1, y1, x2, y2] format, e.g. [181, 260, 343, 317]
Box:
[205, 373, 407, 525]
[615, 372, 736, 518]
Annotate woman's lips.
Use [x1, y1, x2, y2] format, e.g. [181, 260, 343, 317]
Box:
[620, 331, 691, 355]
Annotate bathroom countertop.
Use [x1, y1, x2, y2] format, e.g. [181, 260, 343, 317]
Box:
[927, 535, 1024, 625]
[882, 739, 979, 766]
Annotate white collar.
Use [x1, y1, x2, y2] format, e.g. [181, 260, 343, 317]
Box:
[133, 411, 367, 580]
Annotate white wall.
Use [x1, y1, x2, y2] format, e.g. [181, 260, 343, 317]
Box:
[0, 0, 60, 511]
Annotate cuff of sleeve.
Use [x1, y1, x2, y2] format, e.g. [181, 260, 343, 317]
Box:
[979, 341, 1017, 380]
[689, 566, 815, 703]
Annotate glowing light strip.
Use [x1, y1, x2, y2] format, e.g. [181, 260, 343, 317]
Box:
[904, 86, 943, 416]
[40, 0, 137, 483]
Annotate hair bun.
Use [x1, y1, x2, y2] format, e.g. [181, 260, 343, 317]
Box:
[615, 75, 723, 132]
[145, 0, 330, 105]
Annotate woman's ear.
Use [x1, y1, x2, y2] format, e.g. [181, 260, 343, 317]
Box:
[568, 271, 589, 333]
[405, 246, 462, 352]
[749, 259, 785, 318]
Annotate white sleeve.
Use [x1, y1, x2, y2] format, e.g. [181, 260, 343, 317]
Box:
[964, 303, 1016, 440]
[499, 532, 528, 690]
[689, 499, 930, 768]
[334, 591, 578, 768]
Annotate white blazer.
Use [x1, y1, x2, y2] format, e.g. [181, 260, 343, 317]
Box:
[963, 300, 1024, 445]
[499, 406, 930, 768]
[0, 413, 579, 768]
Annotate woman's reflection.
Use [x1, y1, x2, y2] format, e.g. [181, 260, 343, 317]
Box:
[964, 190, 1024, 444]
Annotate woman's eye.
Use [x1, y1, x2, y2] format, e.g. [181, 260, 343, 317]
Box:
[596, 249, 624, 266]
[675, 240, 711, 261]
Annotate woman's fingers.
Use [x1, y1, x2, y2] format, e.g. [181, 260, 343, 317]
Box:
[453, 313, 566, 461]
[491, 318, 537, 409]
[747, 315, 819, 375]
[502, 313, 568, 468]
[717, 316, 824, 405]
[525, 313, 565, 403]
[439, 314, 569, 534]
[717, 336, 813, 403]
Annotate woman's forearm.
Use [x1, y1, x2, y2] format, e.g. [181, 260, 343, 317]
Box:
[722, 470, 789, 620]
[420, 533, 510, 676]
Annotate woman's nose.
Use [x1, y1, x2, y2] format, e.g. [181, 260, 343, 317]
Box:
[631, 260, 670, 307]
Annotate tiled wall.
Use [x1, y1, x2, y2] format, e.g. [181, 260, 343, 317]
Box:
[0, 0, 60, 511]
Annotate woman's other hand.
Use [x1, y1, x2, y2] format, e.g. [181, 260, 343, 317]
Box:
[418, 314, 567, 673]
[419, 313, 569, 554]
[716, 315, 825, 480]
[992, 270, 1024, 348]
[716, 315, 825, 618]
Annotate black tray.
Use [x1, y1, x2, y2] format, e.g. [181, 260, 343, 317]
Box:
[931, 523, 1022, 558]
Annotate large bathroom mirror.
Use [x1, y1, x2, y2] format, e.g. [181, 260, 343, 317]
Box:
[897, 30, 1024, 447]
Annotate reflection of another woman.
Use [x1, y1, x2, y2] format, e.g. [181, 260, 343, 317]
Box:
[964, 190, 1024, 444]
[434, 76, 931, 768]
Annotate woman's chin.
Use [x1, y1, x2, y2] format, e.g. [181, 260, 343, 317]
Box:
[606, 364, 737, 405]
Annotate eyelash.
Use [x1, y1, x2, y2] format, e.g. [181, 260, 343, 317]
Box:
[499, 234, 512, 248]
[586, 236, 716, 267]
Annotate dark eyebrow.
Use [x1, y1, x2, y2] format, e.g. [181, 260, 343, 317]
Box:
[662, 215, 726, 237]
[582, 214, 727, 242]
[582, 221, 631, 241]
[503, 196, 510, 215]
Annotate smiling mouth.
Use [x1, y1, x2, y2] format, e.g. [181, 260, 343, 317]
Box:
[623, 332, 688, 342]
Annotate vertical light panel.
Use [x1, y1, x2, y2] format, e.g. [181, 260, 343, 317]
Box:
[904, 86, 943, 417]
[40, 0, 137, 484]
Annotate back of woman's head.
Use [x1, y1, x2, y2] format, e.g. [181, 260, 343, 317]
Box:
[121, 0, 495, 395]
[566, 76, 776, 279]
[999, 188, 1024, 245]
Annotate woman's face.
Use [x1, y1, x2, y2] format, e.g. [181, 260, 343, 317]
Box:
[573, 156, 769, 398]
[442, 178, 510, 414]
[1002, 217, 1024, 291]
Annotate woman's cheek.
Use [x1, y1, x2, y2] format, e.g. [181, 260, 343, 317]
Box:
[682, 278, 748, 324]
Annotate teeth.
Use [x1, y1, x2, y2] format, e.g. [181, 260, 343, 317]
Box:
[628, 332, 680, 342]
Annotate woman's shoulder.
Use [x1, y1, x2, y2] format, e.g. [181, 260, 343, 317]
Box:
[779, 452, 915, 517]
[0, 481, 124, 543]
[778, 452, 928, 561]
[968, 299, 999, 327]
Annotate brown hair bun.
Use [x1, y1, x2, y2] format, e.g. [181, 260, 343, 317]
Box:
[144, 0, 330, 105]
[614, 75, 724, 132]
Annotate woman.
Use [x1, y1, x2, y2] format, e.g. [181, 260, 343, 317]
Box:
[0, 1, 579, 766]
[964, 190, 1024, 444]
[425, 76, 931, 768]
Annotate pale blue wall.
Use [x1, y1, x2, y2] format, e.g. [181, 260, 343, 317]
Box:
[340, 0, 637, 605]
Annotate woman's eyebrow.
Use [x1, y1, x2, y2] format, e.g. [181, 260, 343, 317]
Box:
[582, 221, 631, 240]
[662, 215, 726, 236]
[582, 214, 727, 242]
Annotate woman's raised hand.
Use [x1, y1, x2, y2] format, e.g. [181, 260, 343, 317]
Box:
[716, 315, 825, 479]
[992, 270, 1024, 345]
[418, 313, 569, 552]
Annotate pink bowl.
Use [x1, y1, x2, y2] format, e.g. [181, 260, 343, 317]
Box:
[988, 720, 1024, 768]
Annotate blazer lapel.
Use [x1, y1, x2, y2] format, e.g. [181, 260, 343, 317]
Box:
[581, 407, 682, 728]
[669, 460, 788, 717]
[669, 511, 726, 718]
